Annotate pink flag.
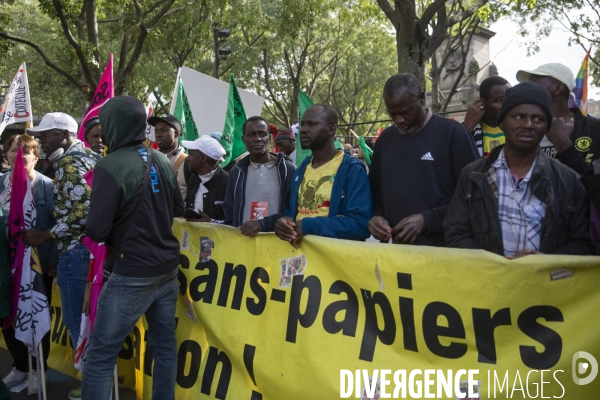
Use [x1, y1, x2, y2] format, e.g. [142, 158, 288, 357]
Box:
[3, 147, 27, 329]
[77, 54, 114, 144]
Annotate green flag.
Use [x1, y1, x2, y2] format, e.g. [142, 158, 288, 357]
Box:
[173, 76, 199, 144]
[220, 74, 247, 167]
[358, 136, 373, 166]
[297, 90, 343, 166]
[296, 90, 313, 167]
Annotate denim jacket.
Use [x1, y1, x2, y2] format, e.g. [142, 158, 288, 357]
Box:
[0, 172, 56, 271]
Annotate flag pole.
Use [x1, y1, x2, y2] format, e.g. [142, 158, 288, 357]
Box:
[113, 364, 120, 400]
[38, 340, 47, 400]
[169, 68, 182, 114]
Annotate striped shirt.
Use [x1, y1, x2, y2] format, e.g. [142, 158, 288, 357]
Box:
[493, 149, 546, 256]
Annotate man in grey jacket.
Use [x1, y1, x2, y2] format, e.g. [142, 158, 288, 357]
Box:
[444, 81, 594, 258]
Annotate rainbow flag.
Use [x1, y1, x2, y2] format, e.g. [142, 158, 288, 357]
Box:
[569, 47, 592, 116]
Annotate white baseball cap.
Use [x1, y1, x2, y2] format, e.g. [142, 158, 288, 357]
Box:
[182, 135, 226, 161]
[516, 63, 576, 91]
[27, 112, 78, 135]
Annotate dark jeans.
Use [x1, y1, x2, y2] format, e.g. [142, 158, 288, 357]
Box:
[56, 244, 90, 347]
[82, 269, 178, 400]
[1, 273, 54, 372]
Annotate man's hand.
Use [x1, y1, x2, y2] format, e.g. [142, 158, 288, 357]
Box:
[392, 214, 426, 244]
[275, 217, 304, 248]
[369, 216, 392, 241]
[546, 117, 575, 153]
[240, 220, 264, 237]
[506, 249, 543, 260]
[462, 99, 485, 131]
[20, 229, 52, 247]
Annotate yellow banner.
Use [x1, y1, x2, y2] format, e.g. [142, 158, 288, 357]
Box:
[3, 220, 600, 399]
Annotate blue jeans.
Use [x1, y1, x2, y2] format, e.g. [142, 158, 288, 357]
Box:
[82, 269, 179, 400]
[56, 244, 90, 347]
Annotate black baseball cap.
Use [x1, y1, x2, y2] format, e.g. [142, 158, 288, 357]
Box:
[147, 114, 182, 132]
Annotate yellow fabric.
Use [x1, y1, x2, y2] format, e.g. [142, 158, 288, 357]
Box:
[482, 122, 505, 156]
[296, 150, 343, 221]
[3, 221, 599, 399]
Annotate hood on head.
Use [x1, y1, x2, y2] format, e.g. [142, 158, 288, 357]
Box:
[99, 96, 147, 153]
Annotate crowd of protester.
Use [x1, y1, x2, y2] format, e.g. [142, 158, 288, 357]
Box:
[1, 61, 600, 399]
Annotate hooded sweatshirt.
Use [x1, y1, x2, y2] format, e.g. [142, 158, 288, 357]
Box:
[87, 96, 185, 278]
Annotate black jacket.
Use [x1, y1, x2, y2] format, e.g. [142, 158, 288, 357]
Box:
[88, 96, 185, 278]
[555, 108, 600, 175]
[223, 152, 295, 231]
[443, 145, 594, 256]
[185, 166, 229, 223]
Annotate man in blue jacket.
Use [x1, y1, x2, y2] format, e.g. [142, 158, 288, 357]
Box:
[275, 104, 372, 247]
[223, 116, 296, 236]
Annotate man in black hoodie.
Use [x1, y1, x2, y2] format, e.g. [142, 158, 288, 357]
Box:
[223, 116, 296, 236]
[82, 96, 184, 400]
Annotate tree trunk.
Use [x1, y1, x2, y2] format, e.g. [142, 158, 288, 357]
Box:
[396, 31, 427, 90]
[430, 54, 440, 113]
[84, 0, 101, 79]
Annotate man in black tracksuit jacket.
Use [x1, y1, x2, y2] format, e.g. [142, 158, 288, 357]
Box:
[82, 96, 184, 400]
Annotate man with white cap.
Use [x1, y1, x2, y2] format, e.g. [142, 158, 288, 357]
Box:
[182, 135, 229, 223]
[20, 112, 99, 399]
[517, 63, 600, 174]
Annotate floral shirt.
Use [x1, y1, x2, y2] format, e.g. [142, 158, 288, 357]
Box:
[49, 140, 98, 253]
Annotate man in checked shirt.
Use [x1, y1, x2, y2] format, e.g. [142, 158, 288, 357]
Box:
[444, 81, 594, 257]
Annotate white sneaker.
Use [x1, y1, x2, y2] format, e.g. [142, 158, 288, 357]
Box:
[2, 367, 28, 389]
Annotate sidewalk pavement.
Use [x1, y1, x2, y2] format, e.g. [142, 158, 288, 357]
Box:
[0, 348, 136, 400]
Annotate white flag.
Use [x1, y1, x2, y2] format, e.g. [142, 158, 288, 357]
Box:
[14, 178, 51, 355]
[145, 103, 155, 142]
[0, 63, 33, 135]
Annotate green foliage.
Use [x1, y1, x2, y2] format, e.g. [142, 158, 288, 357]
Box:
[0, 0, 396, 130]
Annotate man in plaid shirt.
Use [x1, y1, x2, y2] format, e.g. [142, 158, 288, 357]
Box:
[444, 81, 594, 257]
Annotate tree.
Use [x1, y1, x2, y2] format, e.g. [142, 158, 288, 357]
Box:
[374, 0, 489, 87]
[511, 0, 600, 85]
[228, 0, 396, 130]
[0, 0, 198, 100]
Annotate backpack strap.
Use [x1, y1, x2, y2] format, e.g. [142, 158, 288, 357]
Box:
[173, 152, 187, 174]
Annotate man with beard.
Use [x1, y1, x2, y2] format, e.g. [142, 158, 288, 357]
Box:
[274, 104, 371, 246]
[368, 73, 479, 246]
